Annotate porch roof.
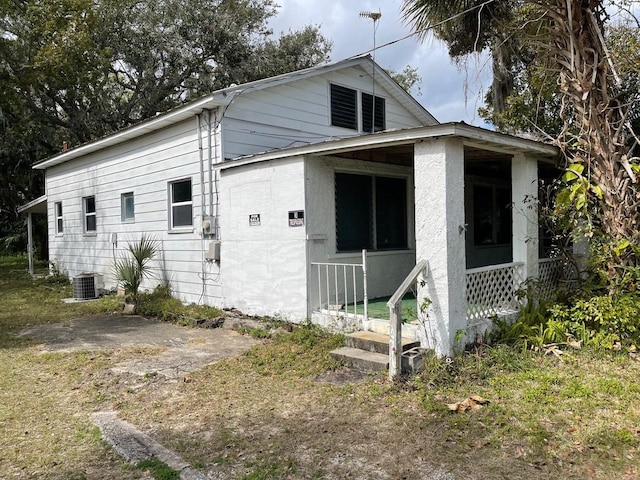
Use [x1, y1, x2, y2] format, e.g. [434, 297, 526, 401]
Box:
[17, 195, 47, 214]
[220, 122, 560, 171]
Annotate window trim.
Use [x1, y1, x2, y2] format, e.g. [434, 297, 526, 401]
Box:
[82, 195, 97, 235]
[54, 201, 63, 235]
[121, 192, 135, 223]
[168, 178, 193, 232]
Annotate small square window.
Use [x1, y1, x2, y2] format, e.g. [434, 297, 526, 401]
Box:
[121, 192, 135, 222]
[169, 179, 192, 229]
[54, 202, 63, 235]
[83, 196, 96, 233]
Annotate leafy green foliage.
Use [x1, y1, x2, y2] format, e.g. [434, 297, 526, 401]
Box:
[113, 235, 159, 301]
[1, 0, 331, 245]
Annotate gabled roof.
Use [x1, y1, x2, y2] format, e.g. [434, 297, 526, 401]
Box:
[34, 55, 436, 170]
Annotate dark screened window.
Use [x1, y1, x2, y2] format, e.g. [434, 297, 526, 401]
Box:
[375, 177, 407, 249]
[330, 84, 358, 130]
[336, 173, 372, 251]
[473, 184, 512, 246]
[335, 173, 408, 252]
[362, 92, 386, 133]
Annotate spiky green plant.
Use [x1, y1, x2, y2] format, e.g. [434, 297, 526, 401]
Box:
[113, 235, 160, 302]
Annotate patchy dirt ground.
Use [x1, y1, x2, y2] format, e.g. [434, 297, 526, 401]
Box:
[19, 315, 260, 379]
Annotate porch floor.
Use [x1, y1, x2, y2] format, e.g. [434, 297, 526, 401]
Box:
[356, 293, 418, 322]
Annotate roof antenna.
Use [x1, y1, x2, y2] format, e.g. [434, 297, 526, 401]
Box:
[359, 10, 382, 133]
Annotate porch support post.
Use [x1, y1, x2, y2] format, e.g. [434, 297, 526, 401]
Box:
[511, 154, 539, 279]
[27, 212, 34, 276]
[414, 138, 466, 357]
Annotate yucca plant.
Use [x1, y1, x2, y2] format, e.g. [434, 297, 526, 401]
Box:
[113, 235, 160, 304]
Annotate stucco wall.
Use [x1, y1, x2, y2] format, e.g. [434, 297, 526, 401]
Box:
[220, 157, 308, 320]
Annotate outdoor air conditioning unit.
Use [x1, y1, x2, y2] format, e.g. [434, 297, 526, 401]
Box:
[73, 273, 103, 300]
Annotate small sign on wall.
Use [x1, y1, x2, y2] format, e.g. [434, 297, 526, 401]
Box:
[249, 213, 261, 226]
[289, 210, 304, 227]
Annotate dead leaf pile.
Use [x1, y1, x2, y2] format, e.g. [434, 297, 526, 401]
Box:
[447, 395, 490, 413]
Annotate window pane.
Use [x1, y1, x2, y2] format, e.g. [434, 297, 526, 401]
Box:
[362, 93, 386, 133]
[330, 84, 357, 130]
[496, 187, 512, 244]
[172, 180, 191, 203]
[335, 173, 372, 252]
[85, 196, 95, 214]
[375, 177, 407, 249]
[122, 193, 134, 221]
[473, 185, 494, 245]
[86, 214, 96, 232]
[172, 205, 192, 227]
[57, 218, 63, 234]
[55, 202, 62, 217]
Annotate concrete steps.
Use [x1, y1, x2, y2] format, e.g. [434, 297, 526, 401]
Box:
[330, 331, 425, 373]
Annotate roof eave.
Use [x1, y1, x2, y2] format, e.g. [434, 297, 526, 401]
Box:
[220, 123, 559, 170]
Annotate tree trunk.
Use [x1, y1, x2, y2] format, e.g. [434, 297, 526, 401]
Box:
[542, 0, 640, 272]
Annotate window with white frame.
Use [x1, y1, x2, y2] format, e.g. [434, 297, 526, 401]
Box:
[335, 172, 407, 252]
[330, 83, 386, 132]
[83, 196, 96, 233]
[169, 179, 192, 229]
[121, 192, 135, 222]
[54, 202, 63, 234]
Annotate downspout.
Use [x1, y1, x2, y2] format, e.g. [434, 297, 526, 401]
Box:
[208, 109, 214, 221]
[197, 113, 206, 217]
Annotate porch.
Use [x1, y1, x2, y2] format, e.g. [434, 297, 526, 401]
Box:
[303, 124, 560, 357]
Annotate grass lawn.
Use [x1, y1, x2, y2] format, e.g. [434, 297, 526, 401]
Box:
[1, 256, 639, 479]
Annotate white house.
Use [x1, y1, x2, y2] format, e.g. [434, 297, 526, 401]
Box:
[22, 56, 561, 356]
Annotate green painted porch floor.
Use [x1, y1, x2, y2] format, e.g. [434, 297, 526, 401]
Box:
[353, 292, 418, 322]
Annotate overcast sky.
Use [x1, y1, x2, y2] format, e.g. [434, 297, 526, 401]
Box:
[268, 0, 493, 127]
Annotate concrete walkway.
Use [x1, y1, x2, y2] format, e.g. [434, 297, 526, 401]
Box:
[19, 315, 260, 378]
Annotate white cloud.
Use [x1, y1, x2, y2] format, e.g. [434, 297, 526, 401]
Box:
[268, 0, 492, 126]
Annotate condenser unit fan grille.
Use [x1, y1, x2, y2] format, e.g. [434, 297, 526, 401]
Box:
[73, 274, 98, 300]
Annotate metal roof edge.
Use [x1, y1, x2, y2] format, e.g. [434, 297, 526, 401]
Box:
[34, 95, 227, 169]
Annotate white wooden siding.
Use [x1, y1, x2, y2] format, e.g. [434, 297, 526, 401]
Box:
[47, 115, 224, 305]
[222, 65, 431, 159]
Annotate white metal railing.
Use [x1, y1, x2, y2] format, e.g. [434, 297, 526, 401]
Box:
[310, 249, 368, 321]
[387, 259, 428, 380]
[466, 262, 525, 321]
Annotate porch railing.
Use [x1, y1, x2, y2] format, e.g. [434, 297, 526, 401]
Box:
[466, 262, 525, 321]
[387, 259, 428, 380]
[310, 249, 368, 321]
